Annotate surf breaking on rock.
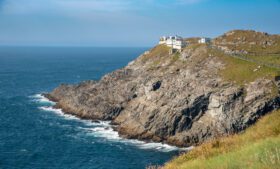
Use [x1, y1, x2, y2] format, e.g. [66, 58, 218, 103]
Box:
[31, 94, 189, 152]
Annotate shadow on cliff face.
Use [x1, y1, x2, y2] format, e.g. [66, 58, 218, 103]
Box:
[47, 31, 280, 147]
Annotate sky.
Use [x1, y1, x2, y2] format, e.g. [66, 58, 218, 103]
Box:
[0, 0, 279, 47]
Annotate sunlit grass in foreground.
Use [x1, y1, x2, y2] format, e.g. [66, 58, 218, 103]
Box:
[159, 109, 280, 169]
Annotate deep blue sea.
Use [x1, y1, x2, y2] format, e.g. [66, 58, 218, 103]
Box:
[0, 47, 180, 169]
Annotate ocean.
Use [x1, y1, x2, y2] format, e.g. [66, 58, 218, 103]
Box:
[0, 47, 180, 169]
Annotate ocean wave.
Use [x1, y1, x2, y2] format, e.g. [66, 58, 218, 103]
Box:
[39, 106, 81, 121]
[30, 94, 55, 105]
[32, 93, 191, 152]
[85, 126, 185, 152]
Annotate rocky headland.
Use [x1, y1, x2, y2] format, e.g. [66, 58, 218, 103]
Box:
[45, 30, 280, 147]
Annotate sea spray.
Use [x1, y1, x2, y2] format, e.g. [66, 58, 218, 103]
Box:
[32, 94, 191, 152]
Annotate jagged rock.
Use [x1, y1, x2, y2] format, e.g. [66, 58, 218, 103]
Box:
[46, 31, 280, 147]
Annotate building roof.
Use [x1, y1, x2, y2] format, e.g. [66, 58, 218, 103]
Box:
[160, 35, 183, 41]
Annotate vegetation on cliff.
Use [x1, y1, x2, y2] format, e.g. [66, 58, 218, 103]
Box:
[209, 47, 280, 86]
[143, 30, 280, 87]
[159, 109, 280, 169]
[213, 30, 280, 54]
[146, 30, 280, 169]
[47, 29, 280, 149]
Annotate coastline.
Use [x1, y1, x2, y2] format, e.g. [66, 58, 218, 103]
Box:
[44, 30, 280, 150]
[37, 93, 192, 152]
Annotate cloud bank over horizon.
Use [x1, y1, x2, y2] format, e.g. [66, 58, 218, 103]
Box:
[0, 0, 279, 46]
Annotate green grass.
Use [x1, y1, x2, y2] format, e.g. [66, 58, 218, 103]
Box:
[215, 43, 280, 55]
[214, 30, 280, 54]
[187, 43, 207, 50]
[209, 48, 280, 85]
[140, 45, 173, 70]
[142, 44, 280, 87]
[166, 138, 280, 169]
[142, 45, 189, 70]
[171, 52, 180, 63]
[140, 45, 170, 63]
[160, 109, 280, 169]
[211, 30, 280, 85]
[245, 54, 280, 66]
[144, 31, 280, 169]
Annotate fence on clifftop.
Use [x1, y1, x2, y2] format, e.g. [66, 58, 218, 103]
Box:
[209, 45, 280, 70]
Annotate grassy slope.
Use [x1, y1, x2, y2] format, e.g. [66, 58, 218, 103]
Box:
[245, 54, 280, 65]
[140, 45, 170, 63]
[214, 30, 280, 54]
[213, 30, 280, 85]
[163, 110, 280, 169]
[143, 44, 280, 86]
[209, 48, 280, 85]
[145, 32, 280, 169]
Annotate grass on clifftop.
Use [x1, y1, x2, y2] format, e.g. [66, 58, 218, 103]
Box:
[209, 48, 280, 85]
[141, 45, 170, 63]
[140, 45, 188, 71]
[141, 41, 280, 87]
[214, 30, 280, 54]
[245, 54, 280, 66]
[157, 109, 280, 169]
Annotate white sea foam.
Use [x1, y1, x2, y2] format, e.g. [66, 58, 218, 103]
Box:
[32, 93, 191, 152]
[39, 106, 81, 120]
[85, 126, 184, 152]
[30, 94, 55, 105]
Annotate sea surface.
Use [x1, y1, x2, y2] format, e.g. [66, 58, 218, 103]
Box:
[0, 47, 181, 169]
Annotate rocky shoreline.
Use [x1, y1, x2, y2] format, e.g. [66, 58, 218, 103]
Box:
[46, 30, 280, 147]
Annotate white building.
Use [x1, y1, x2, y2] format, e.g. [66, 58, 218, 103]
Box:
[159, 35, 186, 50]
[198, 37, 211, 44]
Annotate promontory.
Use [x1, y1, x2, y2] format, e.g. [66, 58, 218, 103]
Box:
[45, 30, 280, 147]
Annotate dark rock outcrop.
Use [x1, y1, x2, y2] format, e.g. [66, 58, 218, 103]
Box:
[46, 31, 280, 147]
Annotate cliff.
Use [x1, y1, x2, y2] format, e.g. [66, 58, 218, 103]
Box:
[46, 30, 280, 147]
[157, 109, 280, 169]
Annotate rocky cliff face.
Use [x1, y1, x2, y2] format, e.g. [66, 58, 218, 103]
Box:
[46, 30, 280, 147]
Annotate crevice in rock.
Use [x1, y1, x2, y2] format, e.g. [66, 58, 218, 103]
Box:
[152, 81, 162, 91]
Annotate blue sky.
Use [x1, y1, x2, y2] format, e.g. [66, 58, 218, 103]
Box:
[0, 0, 279, 47]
